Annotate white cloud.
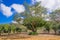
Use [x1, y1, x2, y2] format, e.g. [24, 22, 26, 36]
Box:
[11, 4, 25, 13]
[1, 3, 13, 17]
[36, 0, 56, 10]
[32, 0, 60, 10]
[12, 21, 18, 24]
[1, 3, 25, 17]
[43, 0, 56, 10]
[55, 0, 60, 9]
[35, 0, 41, 2]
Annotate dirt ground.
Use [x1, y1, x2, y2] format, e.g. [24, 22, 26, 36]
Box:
[0, 34, 60, 40]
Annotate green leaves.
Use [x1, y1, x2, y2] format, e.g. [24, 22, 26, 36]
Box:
[23, 16, 46, 32]
[50, 9, 60, 21]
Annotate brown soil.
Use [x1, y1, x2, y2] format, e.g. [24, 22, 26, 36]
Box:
[0, 34, 60, 40]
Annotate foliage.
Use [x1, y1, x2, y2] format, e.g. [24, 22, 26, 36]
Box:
[0, 24, 22, 34]
[29, 2, 47, 16]
[28, 32, 38, 35]
[23, 16, 46, 32]
[50, 9, 60, 21]
[44, 22, 51, 33]
[52, 25, 58, 34]
[22, 2, 47, 19]
[51, 22, 58, 34]
[15, 27, 22, 32]
[49, 9, 60, 34]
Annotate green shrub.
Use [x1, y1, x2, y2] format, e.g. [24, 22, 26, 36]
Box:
[28, 32, 38, 35]
[15, 27, 22, 32]
[10, 25, 16, 33]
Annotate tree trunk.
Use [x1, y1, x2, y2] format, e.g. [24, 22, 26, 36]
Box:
[31, 24, 36, 32]
[54, 30, 57, 35]
[31, 22, 37, 32]
[48, 30, 50, 34]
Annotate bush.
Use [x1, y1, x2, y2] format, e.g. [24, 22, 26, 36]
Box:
[3, 24, 11, 33]
[15, 27, 22, 33]
[10, 25, 16, 33]
[28, 32, 38, 35]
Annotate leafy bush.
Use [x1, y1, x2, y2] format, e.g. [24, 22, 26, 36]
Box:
[10, 25, 16, 33]
[3, 24, 10, 33]
[28, 32, 38, 35]
[15, 27, 22, 32]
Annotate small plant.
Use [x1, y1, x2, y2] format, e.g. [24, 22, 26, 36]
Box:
[15, 27, 22, 33]
[10, 25, 16, 33]
[28, 32, 38, 35]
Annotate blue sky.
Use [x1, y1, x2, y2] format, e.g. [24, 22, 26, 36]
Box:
[0, 0, 32, 24]
[0, 0, 60, 24]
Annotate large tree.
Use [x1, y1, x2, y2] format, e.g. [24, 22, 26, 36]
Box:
[13, 2, 47, 35]
[23, 16, 46, 33]
[50, 9, 60, 34]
